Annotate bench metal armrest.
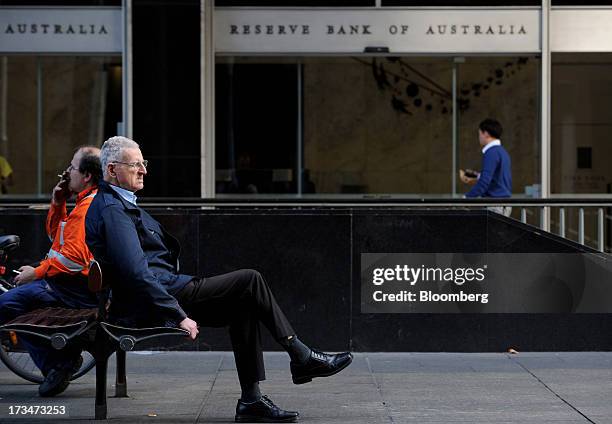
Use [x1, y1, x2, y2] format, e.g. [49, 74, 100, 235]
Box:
[0, 320, 96, 349]
[99, 322, 189, 351]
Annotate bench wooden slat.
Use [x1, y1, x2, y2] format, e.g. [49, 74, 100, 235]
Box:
[5, 307, 97, 327]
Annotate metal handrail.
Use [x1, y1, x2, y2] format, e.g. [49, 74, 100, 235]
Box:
[517, 205, 610, 253]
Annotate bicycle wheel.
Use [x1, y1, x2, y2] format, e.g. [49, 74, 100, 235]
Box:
[0, 332, 96, 384]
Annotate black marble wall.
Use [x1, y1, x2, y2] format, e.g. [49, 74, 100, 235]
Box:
[1, 208, 609, 352]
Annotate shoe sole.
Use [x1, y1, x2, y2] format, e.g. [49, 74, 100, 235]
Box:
[39, 380, 70, 397]
[235, 414, 298, 423]
[292, 353, 353, 385]
[38, 355, 83, 397]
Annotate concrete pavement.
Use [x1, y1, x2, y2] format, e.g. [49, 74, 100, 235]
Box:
[1, 351, 611, 423]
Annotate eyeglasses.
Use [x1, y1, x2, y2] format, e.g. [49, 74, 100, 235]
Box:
[112, 160, 148, 170]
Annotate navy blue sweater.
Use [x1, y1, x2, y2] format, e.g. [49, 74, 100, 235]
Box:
[466, 144, 512, 198]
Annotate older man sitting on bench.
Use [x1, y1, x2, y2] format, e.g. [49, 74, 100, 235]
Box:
[85, 136, 353, 423]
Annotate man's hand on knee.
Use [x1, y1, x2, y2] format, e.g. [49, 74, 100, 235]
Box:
[179, 317, 199, 340]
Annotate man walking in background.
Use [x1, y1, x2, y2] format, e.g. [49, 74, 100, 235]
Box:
[460, 118, 512, 216]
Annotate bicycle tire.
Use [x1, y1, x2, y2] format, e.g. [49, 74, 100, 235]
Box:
[0, 334, 96, 384]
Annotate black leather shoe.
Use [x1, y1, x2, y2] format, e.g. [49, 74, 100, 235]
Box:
[235, 395, 299, 423]
[290, 350, 353, 385]
[39, 355, 83, 397]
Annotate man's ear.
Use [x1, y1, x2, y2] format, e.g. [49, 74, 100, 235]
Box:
[83, 172, 92, 185]
[107, 163, 116, 177]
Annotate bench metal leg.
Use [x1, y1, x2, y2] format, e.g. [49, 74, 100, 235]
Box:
[94, 331, 109, 420]
[115, 350, 128, 398]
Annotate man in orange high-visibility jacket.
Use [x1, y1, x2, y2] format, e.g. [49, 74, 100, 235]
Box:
[0, 146, 102, 397]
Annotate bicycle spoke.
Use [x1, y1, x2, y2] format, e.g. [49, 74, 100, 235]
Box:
[11, 352, 41, 375]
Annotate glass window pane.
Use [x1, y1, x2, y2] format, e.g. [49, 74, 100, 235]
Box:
[304, 57, 452, 195]
[216, 58, 298, 195]
[0, 56, 37, 195]
[216, 55, 540, 197]
[0, 55, 122, 196]
[552, 53, 612, 194]
[215, 56, 454, 195]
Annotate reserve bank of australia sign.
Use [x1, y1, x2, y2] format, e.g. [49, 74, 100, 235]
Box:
[215, 9, 540, 54]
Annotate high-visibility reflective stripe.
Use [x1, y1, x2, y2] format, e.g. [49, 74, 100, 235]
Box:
[47, 249, 84, 272]
[59, 221, 66, 246]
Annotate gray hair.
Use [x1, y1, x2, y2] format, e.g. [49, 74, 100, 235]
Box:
[100, 136, 140, 178]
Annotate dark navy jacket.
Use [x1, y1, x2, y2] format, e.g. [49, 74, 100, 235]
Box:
[85, 181, 192, 327]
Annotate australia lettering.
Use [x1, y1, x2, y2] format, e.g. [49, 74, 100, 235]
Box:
[425, 24, 527, 35]
[5, 24, 108, 35]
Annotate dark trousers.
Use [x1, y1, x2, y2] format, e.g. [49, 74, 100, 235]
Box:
[175, 269, 294, 385]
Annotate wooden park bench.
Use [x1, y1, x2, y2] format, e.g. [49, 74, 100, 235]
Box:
[0, 260, 189, 419]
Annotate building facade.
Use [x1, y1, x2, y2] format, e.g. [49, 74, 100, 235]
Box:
[1, 0, 612, 235]
[3, 1, 612, 351]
